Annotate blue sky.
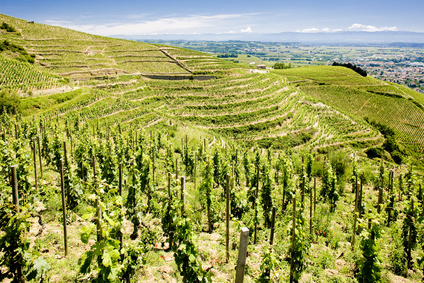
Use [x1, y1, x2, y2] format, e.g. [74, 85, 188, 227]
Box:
[1, 0, 424, 35]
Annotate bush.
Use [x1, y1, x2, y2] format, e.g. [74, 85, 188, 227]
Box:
[0, 90, 21, 114]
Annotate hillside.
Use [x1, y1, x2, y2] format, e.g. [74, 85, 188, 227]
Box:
[1, 14, 424, 283]
[1, 13, 423, 165]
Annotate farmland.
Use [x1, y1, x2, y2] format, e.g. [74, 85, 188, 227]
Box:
[1, 13, 424, 283]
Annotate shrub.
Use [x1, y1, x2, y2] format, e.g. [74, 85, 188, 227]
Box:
[0, 90, 21, 114]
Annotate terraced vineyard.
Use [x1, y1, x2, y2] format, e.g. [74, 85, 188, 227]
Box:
[1, 13, 424, 283]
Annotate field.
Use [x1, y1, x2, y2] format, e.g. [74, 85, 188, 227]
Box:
[1, 13, 424, 283]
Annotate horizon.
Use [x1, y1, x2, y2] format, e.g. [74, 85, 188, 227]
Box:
[1, 0, 424, 39]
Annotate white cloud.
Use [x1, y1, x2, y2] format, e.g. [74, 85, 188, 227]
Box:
[241, 26, 252, 33]
[46, 14, 251, 35]
[348, 23, 398, 32]
[322, 27, 330, 32]
[297, 28, 320, 33]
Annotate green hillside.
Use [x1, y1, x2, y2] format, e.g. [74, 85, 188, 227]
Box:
[1, 14, 424, 283]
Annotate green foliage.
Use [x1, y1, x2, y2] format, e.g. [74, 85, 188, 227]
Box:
[0, 90, 21, 114]
[388, 225, 408, 276]
[288, 202, 310, 282]
[172, 217, 213, 282]
[79, 191, 146, 282]
[356, 213, 383, 283]
[332, 62, 367, 77]
[0, 22, 17, 32]
[0, 40, 34, 64]
[273, 62, 292, 69]
[260, 162, 273, 228]
[0, 201, 50, 282]
[257, 246, 278, 282]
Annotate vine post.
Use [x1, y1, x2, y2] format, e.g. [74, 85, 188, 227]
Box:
[226, 174, 230, 262]
[270, 206, 276, 245]
[290, 195, 296, 283]
[194, 152, 197, 191]
[310, 180, 313, 235]
[313, 177, 316, 213]
[119, 163, 123, 251]
[352, 171, 360, 251]
[377, 187, 383, 213]
[37, 136, 43, 178]
[167, 172, 173, 249]
[235, 227, 249, 283]
[253, 165, 259, 245]
[181, 176, 185, 216]
[176, 158, 179, 180]
[359, 173, 364, 218]
[32, 138, 38, 191]
[407, 199, 414, 269]
[11, 165, 19, 211]
[301, 175, 305, 206]
[59, 159, 68, 257]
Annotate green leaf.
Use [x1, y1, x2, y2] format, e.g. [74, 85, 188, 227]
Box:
[80, 223, 95, 244]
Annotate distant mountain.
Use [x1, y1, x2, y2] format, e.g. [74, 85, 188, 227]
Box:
[117, 31, 424, 44]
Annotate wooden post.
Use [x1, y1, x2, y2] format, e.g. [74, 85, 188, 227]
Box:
[377, 187, 383, 213]
[407, 199, 414, 268]
[181, 176, 185, 216]
[290, 196, 296, 283]
[32, 139, 38, 191]
[194, 152, 197, 191]
[70, 134, 73, 159]
[92, 154, 97, 180]
[310, 180, 313, 235]
[359, 173, 364, 218]
[37, 136, 43, 178]
[59, 159, 68, 257]
[152, 146, 155, 185]
[119, 163, 123, 251]
[11, 165, 19, 212]
[270, 206, 276, 245]
[301, 175, 305, 206]
[119, 163, 123, 196]
[167, 172, 173, 249]
[254, 165, 260, 245]
[388, 170, 393, 226]
[313, 177, 316, 213]
[176, 158, 179, 180]
[235, 227, 249, 283]
[352, 173, 360, 251]
[226, 174, 230, 262]
[368, 209, 372, 230]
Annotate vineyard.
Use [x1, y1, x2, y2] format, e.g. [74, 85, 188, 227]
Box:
[1, 12, 424, 283]
[0, 113, 424, 282]
[0, 56, 63, 93]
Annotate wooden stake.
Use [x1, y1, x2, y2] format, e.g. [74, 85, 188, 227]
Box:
[176, 158, 178, 180]
[254, 165, 259, 245]
[37, 136, 43, 178]
[59, 159, 68, 257]
[32, 139, 37, 191]
[118, 163, 123, 252]
[310, 180, 313, 235]
[194, 152, 197, 192]
[313, 177, 316, 213]
[270, 206, 276, 245]
[301, 175, 305, 206]
[181, 176, 185, 216]
[235, 227, 249, 283]
[226, 174, 230, 262]
[11, 165, 19, 212]
[377, 187, 383, 213]
[290, 196, 296, 283]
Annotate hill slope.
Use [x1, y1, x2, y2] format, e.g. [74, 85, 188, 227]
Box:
[1, 13, 423, 166]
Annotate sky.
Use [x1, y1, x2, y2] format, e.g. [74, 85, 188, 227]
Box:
[1, 0, 424, 36]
